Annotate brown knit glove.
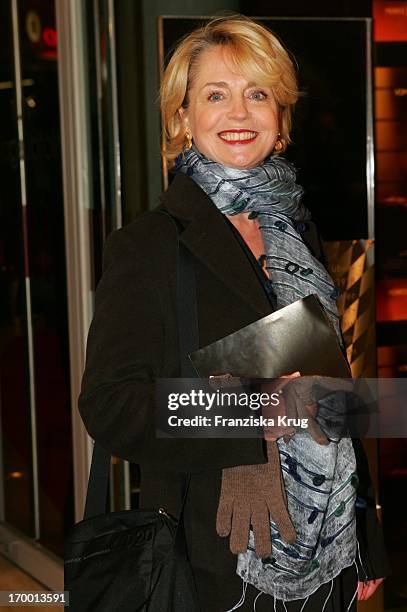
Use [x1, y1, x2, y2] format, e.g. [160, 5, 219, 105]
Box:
[216, 441, 296, 558]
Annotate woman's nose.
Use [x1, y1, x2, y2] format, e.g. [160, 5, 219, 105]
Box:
[227, 95, 249, 121]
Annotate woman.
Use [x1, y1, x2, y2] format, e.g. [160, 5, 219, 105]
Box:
[79, 15, 390, 611]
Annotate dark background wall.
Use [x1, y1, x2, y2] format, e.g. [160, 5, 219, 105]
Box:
[115, 1, 374, 240]
[241, 0, 372, 17]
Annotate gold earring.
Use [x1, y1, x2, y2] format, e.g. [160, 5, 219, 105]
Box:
[184, 130, 193, 150]
[274, 133, 283, 153]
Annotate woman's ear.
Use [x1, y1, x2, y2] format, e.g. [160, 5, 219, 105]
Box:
[178, 106, 188, 128]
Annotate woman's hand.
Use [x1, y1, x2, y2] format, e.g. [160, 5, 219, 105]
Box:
[264, 374, 355, 445]
[208, 373, 242, 389]
[357, 578, 384, 601]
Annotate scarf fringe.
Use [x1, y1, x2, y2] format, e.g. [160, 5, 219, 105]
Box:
[225, 580, 248, 611]
[253, 591, 263, 610]
[321, 579, 334, 611]
[356, 538, 369, 583]
[346, 564, 359, 612]
[228, 567, 359, 612]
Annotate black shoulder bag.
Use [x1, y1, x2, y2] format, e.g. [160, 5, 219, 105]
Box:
[64, 211, 200, 612]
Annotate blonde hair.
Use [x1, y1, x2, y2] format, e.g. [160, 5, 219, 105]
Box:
[160, 15, 300, 168]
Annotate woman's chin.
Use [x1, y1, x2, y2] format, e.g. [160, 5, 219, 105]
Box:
[224, 156, 264, 170]
[211, 150, 265, 170]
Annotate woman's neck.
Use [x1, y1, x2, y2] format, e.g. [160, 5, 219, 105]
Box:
[226, 213, 269, 278]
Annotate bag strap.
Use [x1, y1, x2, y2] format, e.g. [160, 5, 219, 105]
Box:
[84, 209, 199, 525]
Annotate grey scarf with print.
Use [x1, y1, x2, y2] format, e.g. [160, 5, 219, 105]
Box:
[177, 147, 358, 605]
[176, 146, 342, 341]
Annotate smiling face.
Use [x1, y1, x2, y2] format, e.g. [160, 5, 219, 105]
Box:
[179, 45, 280, 169]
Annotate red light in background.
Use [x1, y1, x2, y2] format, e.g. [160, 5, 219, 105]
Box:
[377, 279, 407, 322]
[373, 1, 407, 41]
[42, 27, 57, 48]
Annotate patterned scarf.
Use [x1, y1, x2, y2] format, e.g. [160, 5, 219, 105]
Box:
[176, 147, 342, 342]
[177, 147, 358, 605]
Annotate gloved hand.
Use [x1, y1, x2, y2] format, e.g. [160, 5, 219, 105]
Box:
[281, 376, 354, 444]
[216, 440, 296, 558]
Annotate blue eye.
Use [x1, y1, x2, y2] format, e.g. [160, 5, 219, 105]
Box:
[250, 91, 267, 100]
[208, 91, 223, 101]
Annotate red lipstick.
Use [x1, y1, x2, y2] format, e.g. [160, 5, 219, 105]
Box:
[218, 129, 258, 145]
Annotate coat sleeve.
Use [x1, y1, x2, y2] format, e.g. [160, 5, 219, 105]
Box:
[78, 219, 266, 472]
[78, 225, 166, 465]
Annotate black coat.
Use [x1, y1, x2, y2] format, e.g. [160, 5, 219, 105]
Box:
[79, 173, 390, 611]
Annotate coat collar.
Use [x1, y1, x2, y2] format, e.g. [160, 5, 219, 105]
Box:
[159, 172, 272, 318]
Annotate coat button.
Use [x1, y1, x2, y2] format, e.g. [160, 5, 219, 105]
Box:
[275, 220, 287, 230]
[297, 222, 307, 232]
[330, 286, 341, 299]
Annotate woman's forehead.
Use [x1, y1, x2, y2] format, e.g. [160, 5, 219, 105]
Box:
[190, 46, 267, 88]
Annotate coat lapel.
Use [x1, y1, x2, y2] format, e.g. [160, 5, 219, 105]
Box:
[159, 173, 272, 318]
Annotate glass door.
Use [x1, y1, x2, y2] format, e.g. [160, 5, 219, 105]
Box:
[0, 0, 73, 586]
